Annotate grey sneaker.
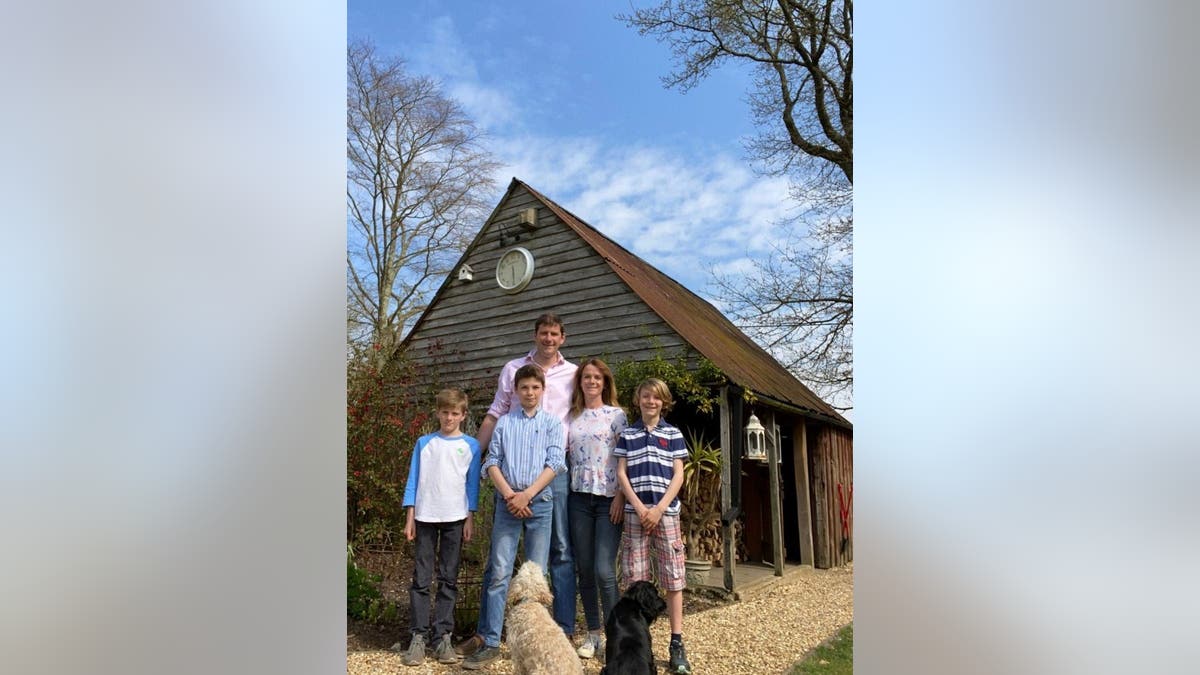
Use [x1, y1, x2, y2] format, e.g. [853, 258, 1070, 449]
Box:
[400, 634, 425, 666]
[668, 641, 692, 674]
[577, 632, 604, 659]
[433, 634, 459, 664]
[462, 645, 501, 670]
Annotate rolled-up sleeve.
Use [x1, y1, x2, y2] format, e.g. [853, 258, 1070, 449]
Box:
[543, 417, 566, 475]
[481, 424, 504, 473]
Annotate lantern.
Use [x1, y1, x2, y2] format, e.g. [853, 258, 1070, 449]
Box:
[744, 413, 767, 462]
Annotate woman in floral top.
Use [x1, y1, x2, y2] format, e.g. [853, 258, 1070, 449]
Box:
[566, 357, 628, 660]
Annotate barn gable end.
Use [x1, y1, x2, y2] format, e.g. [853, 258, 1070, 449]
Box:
[401, 180, 689, 392]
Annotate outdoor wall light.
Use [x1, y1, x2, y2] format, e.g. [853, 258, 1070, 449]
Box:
[744, 413, 767, 462]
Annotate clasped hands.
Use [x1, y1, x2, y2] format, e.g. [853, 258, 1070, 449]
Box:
[504, 489, 534, 518]
[635, 502, 663, 531]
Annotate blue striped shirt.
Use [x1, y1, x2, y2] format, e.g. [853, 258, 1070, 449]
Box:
[482, 406, 565, 496]
[614, 419, 688, 515]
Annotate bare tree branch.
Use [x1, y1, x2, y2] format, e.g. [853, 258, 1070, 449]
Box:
[623, 0, 854, 409]
[347, 40, 500, 367]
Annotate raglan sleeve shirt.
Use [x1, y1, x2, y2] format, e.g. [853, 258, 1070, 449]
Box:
[465, 436, 482, 511]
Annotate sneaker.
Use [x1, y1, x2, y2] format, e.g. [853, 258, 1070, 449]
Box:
[433, 634, 459, 664]
[577, 633, 604, 659]
[461, 645, 501, 670]
[668, 641, 693, 675]
[455, 634, 484, 657]
[400, 634, 425, 667]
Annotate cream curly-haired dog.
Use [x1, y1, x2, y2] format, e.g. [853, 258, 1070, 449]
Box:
[505, 560, 583, 675]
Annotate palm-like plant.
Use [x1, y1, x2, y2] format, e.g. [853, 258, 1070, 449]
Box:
[681, 429, 723, 560]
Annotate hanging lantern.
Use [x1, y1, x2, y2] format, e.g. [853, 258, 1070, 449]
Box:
[744, 413, 767, 462]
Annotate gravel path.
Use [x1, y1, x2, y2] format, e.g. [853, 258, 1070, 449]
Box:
[347, 563, 853, 675]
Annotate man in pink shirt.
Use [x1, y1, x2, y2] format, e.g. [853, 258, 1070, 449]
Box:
[458, 313, 580, 661]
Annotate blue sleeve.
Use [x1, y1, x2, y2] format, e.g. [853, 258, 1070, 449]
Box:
[613, 427, 629, 457]
[544, 416, 566, 474]
[482, 420, 504, 473]
[670, 424, 689, 462]
[465, 437, 482, 511]
[402, 435, 426, 508]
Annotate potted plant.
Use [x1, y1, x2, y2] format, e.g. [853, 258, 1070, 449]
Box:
[680, 429, 723, 587]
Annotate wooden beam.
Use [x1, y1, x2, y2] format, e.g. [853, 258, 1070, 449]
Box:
[793, 421, 814, 565]
[767, 421, 785, 576]
[718, 386, 735, 593]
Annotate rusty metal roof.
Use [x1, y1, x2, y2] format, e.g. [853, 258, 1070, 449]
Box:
[518, 179, 849, 428]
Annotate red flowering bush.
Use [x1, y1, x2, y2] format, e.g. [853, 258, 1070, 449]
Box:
[346, 348, 437, 550]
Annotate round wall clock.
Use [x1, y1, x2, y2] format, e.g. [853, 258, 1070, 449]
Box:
[496, 246, 535, 293]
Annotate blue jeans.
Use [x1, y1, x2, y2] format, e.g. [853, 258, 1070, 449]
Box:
[479, 490, 554, 648]
[548, 472, 576, 634]
[568, 491, 621, 631]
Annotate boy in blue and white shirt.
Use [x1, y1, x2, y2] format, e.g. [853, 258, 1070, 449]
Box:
[462, 363, 566, 670]
[399, 388, 482, 666]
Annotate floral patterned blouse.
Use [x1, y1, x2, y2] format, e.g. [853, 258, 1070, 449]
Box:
[567, 405, 628, 497]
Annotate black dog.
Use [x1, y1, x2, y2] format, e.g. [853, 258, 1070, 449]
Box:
[600, 580, 668, 675]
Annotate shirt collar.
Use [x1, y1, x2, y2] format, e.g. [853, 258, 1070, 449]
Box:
[523, 348, 565, 369]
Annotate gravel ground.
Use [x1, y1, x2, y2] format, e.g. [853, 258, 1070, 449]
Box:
[347, 563, 853, 674]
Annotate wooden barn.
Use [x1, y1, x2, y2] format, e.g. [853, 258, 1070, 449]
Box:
[400, 178, 853, 588]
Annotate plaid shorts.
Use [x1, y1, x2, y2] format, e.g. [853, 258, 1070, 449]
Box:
[621, 512, 686, 592]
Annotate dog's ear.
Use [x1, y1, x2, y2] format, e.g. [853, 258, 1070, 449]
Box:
[632, 581, 666, 621]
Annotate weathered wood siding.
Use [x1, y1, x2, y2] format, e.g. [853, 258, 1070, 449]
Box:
[402, 185, 688, 404]
[809, 423, 853, 568]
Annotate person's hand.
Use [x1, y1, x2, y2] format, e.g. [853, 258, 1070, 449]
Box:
[405, 516, 416, 542]
[463, 516, 474, 542]
[507, 489, 532, 512]
[640, 504, 662, 531]
[609, 494, 625, 525]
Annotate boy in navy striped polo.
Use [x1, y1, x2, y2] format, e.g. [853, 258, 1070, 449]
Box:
[614, 377, 693, 675]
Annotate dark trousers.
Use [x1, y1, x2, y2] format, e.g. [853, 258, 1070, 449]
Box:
[409, 519, 465, 641]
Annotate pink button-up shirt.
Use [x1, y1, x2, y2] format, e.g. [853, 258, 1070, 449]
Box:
[486, 349, 578, 447]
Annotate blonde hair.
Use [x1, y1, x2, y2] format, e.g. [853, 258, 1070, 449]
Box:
[570, 358, 619, 418]
[435, 388, 469, 412]
[634, 377, 674, 416]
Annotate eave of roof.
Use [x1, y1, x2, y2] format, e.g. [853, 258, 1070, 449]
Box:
[516, 178, 850, 428]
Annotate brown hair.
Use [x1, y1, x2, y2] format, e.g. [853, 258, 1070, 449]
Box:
[435, 388, 469, 412]
[533, 312, 565, 334]
[513, 363, 546, 388]
[570, 358, 619, 418]
[634, 377, 674, 417]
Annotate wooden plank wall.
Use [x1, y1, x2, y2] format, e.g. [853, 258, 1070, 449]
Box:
[403, 185, 689, 405]
[810, 423, 854, 568]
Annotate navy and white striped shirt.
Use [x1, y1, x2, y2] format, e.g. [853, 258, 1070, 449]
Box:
[613, 419, 688, 515]
[482, 407, 566, 496]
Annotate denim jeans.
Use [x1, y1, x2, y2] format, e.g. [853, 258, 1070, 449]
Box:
[548, 472, 576, 634]
[479, 490, 554, 648]
[568, 491, 621, 631]
[409, 519, 464, 642]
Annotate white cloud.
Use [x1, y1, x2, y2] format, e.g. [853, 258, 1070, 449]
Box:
[394, 20, 798, 305]
[483, 133, 798, 300]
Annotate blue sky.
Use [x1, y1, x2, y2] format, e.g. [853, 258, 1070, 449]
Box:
[348, 0, 796, 304]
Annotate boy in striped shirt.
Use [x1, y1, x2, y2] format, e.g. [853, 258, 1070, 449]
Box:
[463, 363, 566, 670]
[614, 377, 693, 675]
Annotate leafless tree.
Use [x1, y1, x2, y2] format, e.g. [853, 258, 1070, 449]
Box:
[623, 0, 854, 408]
[347, 41, 499, 367]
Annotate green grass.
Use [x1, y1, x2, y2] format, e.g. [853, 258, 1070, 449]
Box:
[790, 623, 852, 675]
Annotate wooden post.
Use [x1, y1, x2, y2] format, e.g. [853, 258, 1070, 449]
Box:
[793, 421, 814, 566]
[718, 386, 735, 593]
[767, 421, 784, 576]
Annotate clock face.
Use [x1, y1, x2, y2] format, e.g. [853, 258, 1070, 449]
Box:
[496, 246, 535, 293]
